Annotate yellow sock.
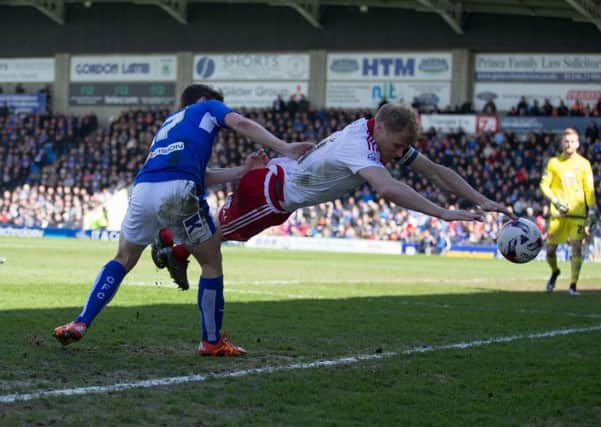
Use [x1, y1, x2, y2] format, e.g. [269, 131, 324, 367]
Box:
[571, 255, 583, 285]
[547, 252, 558, 273]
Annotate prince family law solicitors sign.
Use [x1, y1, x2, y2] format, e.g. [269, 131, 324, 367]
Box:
[474, 53, 601, 111]
[475, 54, 601, 82]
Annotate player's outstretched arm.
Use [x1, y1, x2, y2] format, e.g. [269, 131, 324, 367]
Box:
[204, 150, 269, 187]
[224, 112, 314, 159]
[408, 154, 513, 217]
[359, 166, 483, 222]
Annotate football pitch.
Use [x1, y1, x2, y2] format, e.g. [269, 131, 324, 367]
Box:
[1, 237, 601, 425]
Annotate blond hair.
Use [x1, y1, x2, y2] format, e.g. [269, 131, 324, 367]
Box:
[375, 103, 419, 142]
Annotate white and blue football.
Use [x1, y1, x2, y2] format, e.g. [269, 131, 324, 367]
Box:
[497, 218, 543, 264]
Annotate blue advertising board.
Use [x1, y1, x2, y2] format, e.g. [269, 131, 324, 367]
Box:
[0, 94, 46, 113]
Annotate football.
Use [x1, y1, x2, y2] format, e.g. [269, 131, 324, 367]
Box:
[497, 218, 543, 263]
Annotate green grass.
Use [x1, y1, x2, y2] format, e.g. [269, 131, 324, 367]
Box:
[1, 237, 601, 425]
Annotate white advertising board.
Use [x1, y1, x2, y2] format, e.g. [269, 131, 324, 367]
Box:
[0, 58, 55, 82]
[475, 54, 601, 82]
[327, 52, 452, 81]
[326, 81, 450, 109]
[70, 55, 177, 82]
[473, 82, 601, 111]
[203, 81, 308, 108]
[245, 235, 401, 255]
[193, 54, 310, 81]
[420, 115, 476, 133]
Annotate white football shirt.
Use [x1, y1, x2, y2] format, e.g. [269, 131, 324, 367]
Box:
[269, 118, 418, 212]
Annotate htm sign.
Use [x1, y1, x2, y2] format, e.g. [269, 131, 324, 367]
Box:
[363, 58, 415, 77]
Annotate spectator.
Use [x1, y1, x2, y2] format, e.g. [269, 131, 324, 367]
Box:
[15, 83, 25, 94]
[585, 121, 600, 143]
[288, 85, 308, 114]
[272, 94, 286, 113]
[39, 84, 53, 113]
[482, 97, 497, 114]
[530, 99, 541, 116]
[542, 98, 554, 116]
[410, 97, 420, 111]
[556, 100, 569, 116]
[570, 98, 585, 116]
[517, 96, 529, 115]
[0, 101, 9, 117]
[90, 206, 109, 230]
[460, 101, 474, 114]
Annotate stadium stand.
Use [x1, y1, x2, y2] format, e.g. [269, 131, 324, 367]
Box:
[506, 97, 601, 117]
[2, 106, 601, 252]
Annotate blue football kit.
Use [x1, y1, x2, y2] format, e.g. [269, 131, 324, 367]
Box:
[77, 100, 233, 340]
[135, 99, 233, 195]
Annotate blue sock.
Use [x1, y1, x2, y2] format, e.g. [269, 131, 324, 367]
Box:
[198, 276, 224, 343]
[77, 260, 126, 326]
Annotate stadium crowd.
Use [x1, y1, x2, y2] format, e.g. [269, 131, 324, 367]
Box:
[505, 96, 601, 117]
[1, 105, 601, 252]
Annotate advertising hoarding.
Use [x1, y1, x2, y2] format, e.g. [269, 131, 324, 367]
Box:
[70, 55, 177, 82]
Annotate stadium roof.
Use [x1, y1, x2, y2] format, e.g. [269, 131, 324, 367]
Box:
[2, 0, 601, 33]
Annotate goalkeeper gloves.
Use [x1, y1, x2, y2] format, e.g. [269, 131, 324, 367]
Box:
[551, 197, 569, 214]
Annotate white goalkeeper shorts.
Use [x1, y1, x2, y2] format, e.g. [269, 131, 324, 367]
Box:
[121, 180, 215, 246]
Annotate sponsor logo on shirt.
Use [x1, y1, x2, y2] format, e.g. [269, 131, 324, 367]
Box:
[199, 112, 218, 133]
[149, 141, 184, 158]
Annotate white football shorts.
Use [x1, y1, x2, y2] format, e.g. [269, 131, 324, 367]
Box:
[121, 180, 215, 246]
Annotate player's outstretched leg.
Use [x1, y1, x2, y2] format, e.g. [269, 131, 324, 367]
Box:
[53, 321, 88, 345]
[53, 259, 126, 346]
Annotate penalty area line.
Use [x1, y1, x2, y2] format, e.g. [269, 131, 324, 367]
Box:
[1, 324, 600, 404]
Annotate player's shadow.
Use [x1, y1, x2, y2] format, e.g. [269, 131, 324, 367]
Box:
[2, 290, 600, 391]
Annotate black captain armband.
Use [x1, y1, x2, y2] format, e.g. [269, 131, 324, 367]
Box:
[398, 146, 419, 166]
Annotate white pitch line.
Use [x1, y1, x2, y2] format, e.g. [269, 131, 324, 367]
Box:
[1, 324, 600, 404]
